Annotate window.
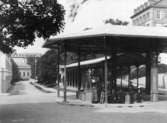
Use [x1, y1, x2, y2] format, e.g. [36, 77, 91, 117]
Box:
[27, 72, 29, 76]
[140, 16, 143, 22]
[146, 12, 150, 20]
[164, 10, 167, 18]
[156, 9, 160, 18]
[23, 72, 25, 77]
[143, 14, 146, 21]
[146, 23, 150, 26]
[163, 24, 167, 27]
[160, 10, 164, 19]
[133, 19, 137, 25]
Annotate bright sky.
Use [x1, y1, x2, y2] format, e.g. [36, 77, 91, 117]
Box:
[16, 0, 167, 65]
[15, 0, 148, 54]
[15, 0, 167, 64]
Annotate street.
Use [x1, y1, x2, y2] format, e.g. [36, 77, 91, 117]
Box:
[0, 81, 167, 123]
[1, 102, 167, 123]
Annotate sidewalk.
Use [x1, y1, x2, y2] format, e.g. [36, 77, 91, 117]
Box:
[31, 81, 93, 107]
[94, 101, 167, 113]
[31, 81, 167, 113]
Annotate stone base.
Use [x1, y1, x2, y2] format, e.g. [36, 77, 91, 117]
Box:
[151, 93, 158, 102]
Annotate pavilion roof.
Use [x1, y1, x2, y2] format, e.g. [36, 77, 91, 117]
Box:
[44, 25, 167, 53]
[48, 25, 167, 41]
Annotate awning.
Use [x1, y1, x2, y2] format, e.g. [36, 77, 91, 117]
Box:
[59, 56, 110, 68]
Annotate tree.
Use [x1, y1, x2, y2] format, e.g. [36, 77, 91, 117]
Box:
[104, 18, 129, 25]
[11, 59, 20, 84]
[0, 0, 65, 53]
[37, 50, 58, 86]
[37, 49, 78, 86]
[68, 0, 88, 22]
[27, 56, 41, 79]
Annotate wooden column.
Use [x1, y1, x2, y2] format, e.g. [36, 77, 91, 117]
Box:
[137, 65, 139, 89]
[120, 66, 123, 90]
[74, 69, 77, 87]
[67, 70, 69, 86]
[109, 52, 116, 93]
[128, 66, 131, 87]
[112, 54, 117, 91]
[75, 69, 77, 87]
[146, 52, 151, 94]
[73, 69, 75, 87]
[72, 69, 74, 87]
[70, 69, 72, 87]
[68, 69, 71, 86]
[104, 37, 108, 104]
[150, 52, 158, 102]
[77, 48, 81, 98]
[63, 44, 67, 102]
[57, 48, 60, 97]
[104, 55, 108, 104]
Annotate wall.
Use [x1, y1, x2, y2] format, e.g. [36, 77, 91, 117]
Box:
[132, 8, 153, 26]
[12, 57, 32, 80]
[152, 7, 167, 26]
[0, 51, 12, 93]
[132, 5, 167, 26]
[19, 67, 31, 80]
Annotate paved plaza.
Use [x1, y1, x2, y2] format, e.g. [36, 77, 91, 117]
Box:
[0, 80, 167, 123]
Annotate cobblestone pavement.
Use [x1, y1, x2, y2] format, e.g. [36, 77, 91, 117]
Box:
[32, 81, 167, 113]
[0, 80, 62, 105]
[0, 81, 167, 123]
[0, 80, 167, 123]
[10, 80, 44, 95]
[0, 102, 167, 123]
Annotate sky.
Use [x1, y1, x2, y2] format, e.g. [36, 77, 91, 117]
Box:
[15, 0, 167, 64]
[17, 0, 167, 63]
[15, 0, 148, 54]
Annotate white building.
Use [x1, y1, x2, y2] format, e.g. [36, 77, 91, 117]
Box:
[0, 51, 12, 93]
[12, 54, 32, 80]
[131, 0, 167, 27]
[16, 59, 31, 80]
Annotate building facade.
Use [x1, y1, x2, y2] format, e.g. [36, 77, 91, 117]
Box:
[0, 51, 12, 93]
[131, 0, 167, 27]
[11, 53, 42, 80]
[12, 53, 32, 80]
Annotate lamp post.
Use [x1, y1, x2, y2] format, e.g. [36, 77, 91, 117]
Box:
[34, 56, 37, 80]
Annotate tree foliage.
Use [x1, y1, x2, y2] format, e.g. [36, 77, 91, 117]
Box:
[104, 18, 129, 25]
[37, 49, 79, 85]
[37, 50, 59, 86]
[68, 0, 88, 22]
[27, 56, 40, 79]
[11, 59, 20, 84]
[0, 0, 65, 53]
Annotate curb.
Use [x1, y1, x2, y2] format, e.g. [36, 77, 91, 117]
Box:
[30, 82, 167, 112]
[30, 82, 55, 93]
[92, 103, 146, 109]
[30, 82, 94, 107]
[56, 101, 94, 108]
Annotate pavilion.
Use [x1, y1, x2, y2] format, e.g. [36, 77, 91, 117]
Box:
[44, 25, 167, 103]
